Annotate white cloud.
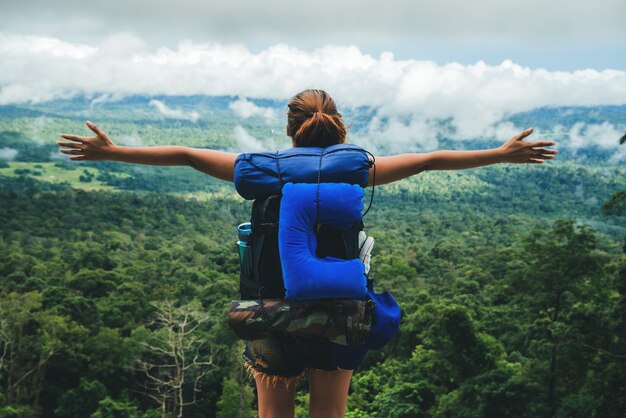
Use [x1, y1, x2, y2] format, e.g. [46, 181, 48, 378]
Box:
[0, 33, 95, 59]
[0, 148, 18, 160]
[229, 97, 278, 122]
[2, 35, 626, 113]
[231, 126, 285, 152]
[232, 126, 264, 152]
[1, 34, 625, 156]
[148, 99, 199, 122]
[568, 122, 622, 150]
[356, 116, 440, 153]
[89, 92, 127, 108]
[567, 122, 626, 163]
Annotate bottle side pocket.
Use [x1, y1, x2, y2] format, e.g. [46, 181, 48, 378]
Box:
[238, 240, 254, 285]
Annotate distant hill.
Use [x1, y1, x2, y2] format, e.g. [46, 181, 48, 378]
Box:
[1, 95, 624, 165]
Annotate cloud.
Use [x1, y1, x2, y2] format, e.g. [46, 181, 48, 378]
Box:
[149, 99, 199, 122]
[356, 116, 440, 153]
[232, 126, 264, 152]
[0, 148, 18, 160]
[0, 33, 95, 59]
[567, 122, 626, 163]
[1, 33, 625, 156]
[229, 97, 278, 122]
[568, 122, 622, 150]
[2, 36, 625, 115]
[89, 92, 127, 109]
[231, 126, 285, 152]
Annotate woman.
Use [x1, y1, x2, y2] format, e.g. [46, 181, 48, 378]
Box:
[57, 89, 557, 418]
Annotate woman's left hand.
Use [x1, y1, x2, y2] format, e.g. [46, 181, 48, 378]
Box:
[57, 121, 117, 161]
[498, 128, 558, 164]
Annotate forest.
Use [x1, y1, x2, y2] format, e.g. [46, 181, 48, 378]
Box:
[1, 98, 625, 417]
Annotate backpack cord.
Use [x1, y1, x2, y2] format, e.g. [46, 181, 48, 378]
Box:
[315, 150, 324, 223]
[363, 151, 376, 217]
[275, 150, 283, 187]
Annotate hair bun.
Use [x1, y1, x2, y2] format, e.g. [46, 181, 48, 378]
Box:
[288, 89, 347, 147]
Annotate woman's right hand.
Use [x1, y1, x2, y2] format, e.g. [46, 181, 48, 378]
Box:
[497, 128, 558, 164]
[57, 121, 116, 161]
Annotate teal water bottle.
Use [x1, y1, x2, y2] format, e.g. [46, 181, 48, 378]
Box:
[237, 222, 252, 275]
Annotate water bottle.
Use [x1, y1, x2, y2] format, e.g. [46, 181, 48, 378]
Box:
[237, 222, 252, 275]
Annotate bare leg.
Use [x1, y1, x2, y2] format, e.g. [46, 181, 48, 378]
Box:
[253, 370, 301, 418]
[308, 369, 353, 418]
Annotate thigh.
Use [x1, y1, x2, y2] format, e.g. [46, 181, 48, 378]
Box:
[243, 337, 306, 418]
[308, 368, 354, 418]
[254, 373, 298, 418]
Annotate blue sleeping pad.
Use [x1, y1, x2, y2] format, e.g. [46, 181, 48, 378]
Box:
[279, 182, 367, 300]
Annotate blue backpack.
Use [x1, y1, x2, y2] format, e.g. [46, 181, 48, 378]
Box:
[234, 144, 371, 300]
[233, 144, 401, 355]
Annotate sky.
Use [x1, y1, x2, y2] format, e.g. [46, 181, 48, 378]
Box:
[0, 0, 625, 156]
[2, 0, 625, 70]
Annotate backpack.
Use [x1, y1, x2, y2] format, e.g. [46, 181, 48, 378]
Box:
[234, 144, 374, 300]
[231, 144, 401, 353]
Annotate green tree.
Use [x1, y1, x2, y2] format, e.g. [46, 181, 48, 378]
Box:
[602, 134, 626, 221]
[0, 292, 88, 413]
[54, 379, 107, 418]
[215, 377, 254, 418]
[511, 220, 608, 416]
[90, 395, 142, 418]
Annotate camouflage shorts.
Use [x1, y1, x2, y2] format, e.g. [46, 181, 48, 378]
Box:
[228, 298, 375, 345]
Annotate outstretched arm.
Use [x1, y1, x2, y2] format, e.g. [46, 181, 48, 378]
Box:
[58, 121, 238, 182]
[368, 128, 558, 186]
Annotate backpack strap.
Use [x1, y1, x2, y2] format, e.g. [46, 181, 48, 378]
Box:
[250, 195, 283, 299]
[363, 151, 376, 217]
